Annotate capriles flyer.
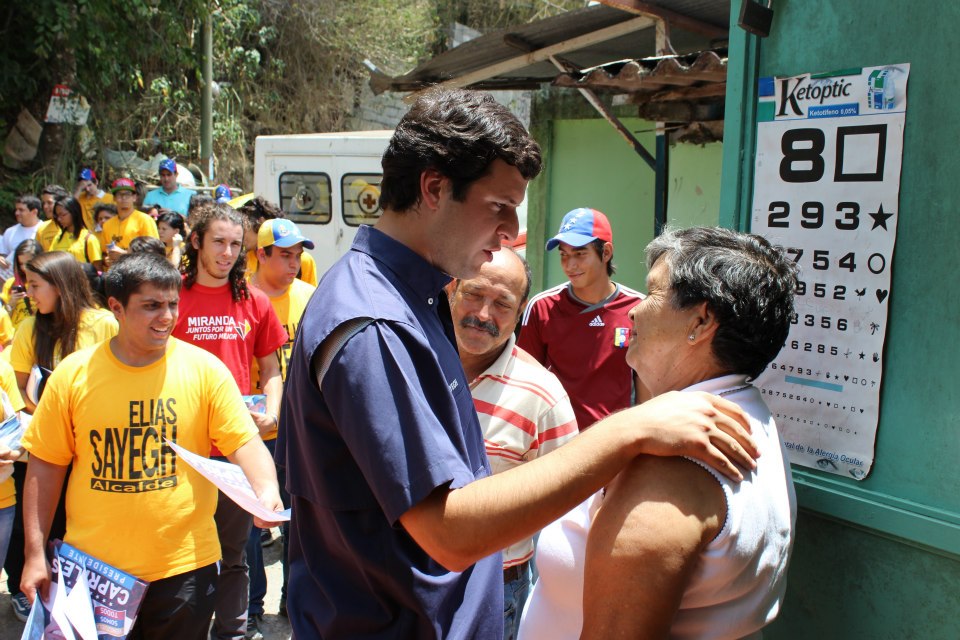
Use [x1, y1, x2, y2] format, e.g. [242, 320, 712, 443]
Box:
[24, 541, 150, 639]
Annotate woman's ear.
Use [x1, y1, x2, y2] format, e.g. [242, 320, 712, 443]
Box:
[686, 302, 719, 345]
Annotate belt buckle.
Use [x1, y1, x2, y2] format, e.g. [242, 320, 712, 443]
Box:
[502, 560, 527, 584]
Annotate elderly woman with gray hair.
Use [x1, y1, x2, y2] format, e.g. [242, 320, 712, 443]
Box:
[519, 227, 798, 640]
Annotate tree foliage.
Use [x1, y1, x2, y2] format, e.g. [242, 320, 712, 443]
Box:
[1, 0, 582, 213]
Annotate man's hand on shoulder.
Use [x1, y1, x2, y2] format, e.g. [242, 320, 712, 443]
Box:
[613, 390, 759, 482]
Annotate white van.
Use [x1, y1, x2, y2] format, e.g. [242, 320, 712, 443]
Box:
[252, 131, 393, 275]
[253, 129, 530, 278]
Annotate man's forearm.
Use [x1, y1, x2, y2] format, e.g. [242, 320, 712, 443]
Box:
[400, 390, 755, 573]
[228, 436, 284, 528]
[227, 436, 280, 498]
[261, 372, 282, 419]
[23, 456, 69, 557]
[400, 413, 636, 572]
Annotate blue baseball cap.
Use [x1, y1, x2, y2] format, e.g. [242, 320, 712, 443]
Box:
[78, 168, 97, 182]
[158, 158, 177, 175]
[214, 184, 232, 203]
[545, 208, 614, 251]
[257, 218, 315, 250]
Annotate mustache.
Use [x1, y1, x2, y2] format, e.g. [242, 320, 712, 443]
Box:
[461, 315, 499, 337]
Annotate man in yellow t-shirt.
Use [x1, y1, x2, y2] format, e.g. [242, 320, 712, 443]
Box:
[74, 168, 115, 231]
[245, 248, 317, 287]
[37, 185, 70, 251]
[239, 196, 319, 286]
[100, 178, 159, 268]
[20, 253, 283, 637]
[246, 219, 315, 625]
[249, 219, 317, 394]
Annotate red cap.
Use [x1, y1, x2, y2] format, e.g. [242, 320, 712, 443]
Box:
[111, 177, 137, 194]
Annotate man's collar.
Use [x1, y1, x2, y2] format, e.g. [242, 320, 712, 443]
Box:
[352, 225, 451, 300]
[683, 374, 750, 395]
[476, 333, 517, 380]
[567, 282, 620, 312]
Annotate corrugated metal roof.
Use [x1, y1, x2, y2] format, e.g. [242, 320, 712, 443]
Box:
[554, 49, 727, 93]
[370, 2, 729, 94]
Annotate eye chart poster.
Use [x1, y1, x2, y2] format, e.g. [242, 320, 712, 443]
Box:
[752, 64, 910, 480]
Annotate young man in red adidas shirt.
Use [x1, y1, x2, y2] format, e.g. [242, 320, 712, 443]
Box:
[517, 208, 646, 429]
[173, 201, 287, 640]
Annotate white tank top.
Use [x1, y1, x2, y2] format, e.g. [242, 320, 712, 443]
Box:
[518, 375, 797, 640]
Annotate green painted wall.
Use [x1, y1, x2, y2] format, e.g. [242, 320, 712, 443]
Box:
[666, 142, 723, 229]
[723, 1, 960, 636]
[773, 511, 960, 638]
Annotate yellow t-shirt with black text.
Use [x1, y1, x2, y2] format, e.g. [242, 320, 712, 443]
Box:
[22, 338, 257, 581]
[9, 307, 118, 374]
[249, 278, 315, 440]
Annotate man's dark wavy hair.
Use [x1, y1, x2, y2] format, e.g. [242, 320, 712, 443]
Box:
[378, 88, 542, 213]
[184, 202, 249, 302]
[646, 226, 798, 379]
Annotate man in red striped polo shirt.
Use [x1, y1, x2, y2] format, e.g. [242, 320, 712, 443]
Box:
[448, 247, 578, 640]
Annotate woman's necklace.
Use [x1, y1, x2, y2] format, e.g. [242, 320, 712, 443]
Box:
[717, 383, 752, 397]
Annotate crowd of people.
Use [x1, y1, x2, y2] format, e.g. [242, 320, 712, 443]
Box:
[0, 87, 799, 640]
[0, 164, 318, 639]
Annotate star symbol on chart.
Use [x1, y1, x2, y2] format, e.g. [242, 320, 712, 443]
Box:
[859, 351, 866, 360]
[869, 204, 895, 230]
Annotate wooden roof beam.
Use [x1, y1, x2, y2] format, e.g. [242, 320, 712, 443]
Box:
[599, 1, 728, 40]
[432, 14, 656, 91]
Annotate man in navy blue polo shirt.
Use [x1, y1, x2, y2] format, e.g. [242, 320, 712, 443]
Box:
[277, 89, 759, 639]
